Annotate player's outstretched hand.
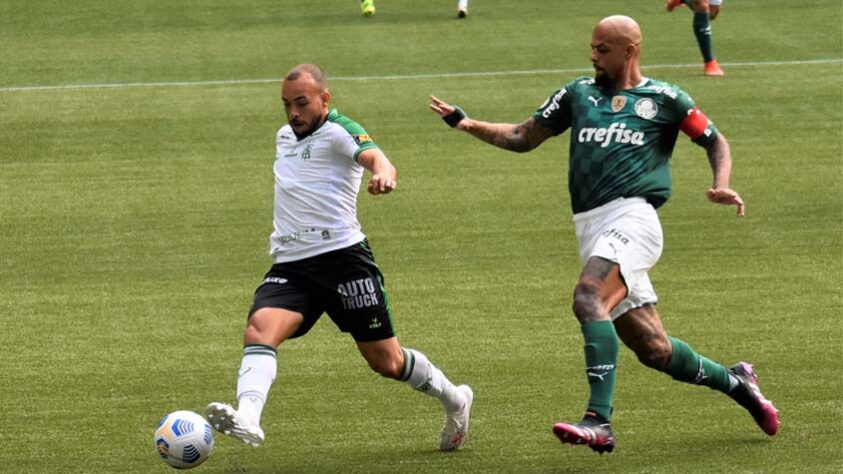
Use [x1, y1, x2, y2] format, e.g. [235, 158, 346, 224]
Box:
[368, 174, 396, 196]
[707, 187, 745, 217]
[430, 95, 467, 129]
[429, 95, 455, 116]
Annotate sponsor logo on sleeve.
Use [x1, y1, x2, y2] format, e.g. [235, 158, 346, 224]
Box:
[352, 134, 371, 145]
[647, 84, 678, 99]
[541, 89, 567, 119]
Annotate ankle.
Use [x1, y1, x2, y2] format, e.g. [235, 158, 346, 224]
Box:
[584, 410, 610, 424]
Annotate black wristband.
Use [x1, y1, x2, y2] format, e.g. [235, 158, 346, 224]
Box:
[442, 106, 467, 128]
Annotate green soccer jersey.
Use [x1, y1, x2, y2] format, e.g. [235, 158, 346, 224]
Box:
[534, 76, 718, 214]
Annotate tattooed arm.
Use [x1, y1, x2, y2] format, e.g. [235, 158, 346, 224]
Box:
[429, 95, 553, 153]
[703, 133, 745, 217]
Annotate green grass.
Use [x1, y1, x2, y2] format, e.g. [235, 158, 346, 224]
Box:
[1, 0, 841, 472]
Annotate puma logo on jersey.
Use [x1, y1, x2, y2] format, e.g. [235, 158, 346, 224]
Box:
[588, 96, 603, 107]
[577, 122, 645, 148]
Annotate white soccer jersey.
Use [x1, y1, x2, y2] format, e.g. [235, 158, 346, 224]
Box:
[269, 109, 378, 263]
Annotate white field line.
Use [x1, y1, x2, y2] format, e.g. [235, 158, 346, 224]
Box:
[1, 58, 840, 93]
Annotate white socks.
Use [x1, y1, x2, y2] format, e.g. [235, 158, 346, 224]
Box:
[401, 348, 463, 411]
[234, 345, 462, 424]
[236, 344, 277, 424]
[458, 0, 469, 11]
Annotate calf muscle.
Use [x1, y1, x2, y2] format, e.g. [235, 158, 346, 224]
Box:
[614, 304, 671, 368]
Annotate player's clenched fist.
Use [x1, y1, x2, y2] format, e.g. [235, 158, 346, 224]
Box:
[368, 174, 396, 195]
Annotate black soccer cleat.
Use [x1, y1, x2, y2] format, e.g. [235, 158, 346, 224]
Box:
[728, 362, 780, 436]
[553, 413, 615, 454]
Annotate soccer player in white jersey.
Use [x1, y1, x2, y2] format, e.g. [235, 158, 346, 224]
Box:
[360, 0, 469, 18]
[206, 64, 473, 452]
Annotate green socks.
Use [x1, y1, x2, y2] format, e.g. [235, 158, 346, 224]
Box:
[579, 326, 735, 421]
[582, 321, 620, 421]
[662, 337, 733, 393]
[693, 12, 715, 62]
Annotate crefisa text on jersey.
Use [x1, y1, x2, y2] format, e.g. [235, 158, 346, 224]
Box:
[577, 122, 645, 148]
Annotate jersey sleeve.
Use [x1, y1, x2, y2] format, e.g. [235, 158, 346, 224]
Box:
[330, 111, 380, 161]
[667, 86, 719, 147]
[533, 84, 574, 135]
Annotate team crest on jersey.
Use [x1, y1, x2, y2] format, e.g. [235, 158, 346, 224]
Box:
[301, 143, 312, 160]
[634, 98, 659, 119]
[611, 96, 627, 113]
[353, 134, 371, 145]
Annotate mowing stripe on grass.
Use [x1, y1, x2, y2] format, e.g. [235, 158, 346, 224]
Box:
[1, 58, 840, 93]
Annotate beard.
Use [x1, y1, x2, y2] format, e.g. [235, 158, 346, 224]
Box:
[291, 115, 325, 140]
[594, 71, 613, 88]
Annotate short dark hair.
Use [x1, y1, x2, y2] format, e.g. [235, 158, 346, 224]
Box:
[284, 64, 327, 90]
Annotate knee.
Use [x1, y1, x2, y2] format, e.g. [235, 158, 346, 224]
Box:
[709, 5, 720, 19]
[244, 309, 278, 345]
[572, 280, 601, 322]
[368, 356, 403, 380]
[632, 336, 672, 369]
[243, 320, 266, 345]
[692, 0, 710, 13]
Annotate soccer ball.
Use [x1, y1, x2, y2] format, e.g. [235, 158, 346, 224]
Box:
[154, 410, 214, 469]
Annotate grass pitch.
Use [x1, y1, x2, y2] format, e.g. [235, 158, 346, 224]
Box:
[1, 1, 841, 472]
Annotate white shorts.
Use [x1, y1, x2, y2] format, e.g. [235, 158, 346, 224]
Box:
[710, 0, 723, 6]
[573, 197, 663, 319]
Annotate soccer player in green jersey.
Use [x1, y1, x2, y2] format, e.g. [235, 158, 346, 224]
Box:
[666, 0, 725, 76]
[429, 15, 778, 453]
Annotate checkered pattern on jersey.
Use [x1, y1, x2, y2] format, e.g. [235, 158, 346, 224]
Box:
[562, 78, 689, 213]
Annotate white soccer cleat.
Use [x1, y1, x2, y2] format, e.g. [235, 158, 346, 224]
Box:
[205, 402, 265, 447]
[439, 385, 473, 451]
